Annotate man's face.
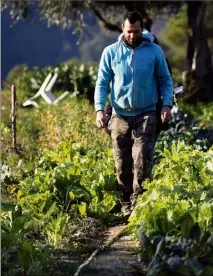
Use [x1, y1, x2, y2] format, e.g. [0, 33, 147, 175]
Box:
[122, 19, 142, 46]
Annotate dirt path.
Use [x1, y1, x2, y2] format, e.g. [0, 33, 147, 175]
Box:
[80, 224, 146, 276]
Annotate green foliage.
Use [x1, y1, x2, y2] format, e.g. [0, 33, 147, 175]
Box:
[154, 103, 213, 159]
[2, 63, 213, 274]
[1, 204, 54, 275]
[161, 2, 213, 89]
[1, 89, 41, 161]
[6, 64, 28, 87]
[130, 143, 213, 236]
[179, 102, 213, 126]
[205, 2, 213, 52]
[1, 138, 118, 273]
[18, 241, 37, 271]
[138, 231, 213, 276]
[1, 0, 178, 33]
[16, 141, 118, 221]
[1, 153, 35, 185]
[161, 5, 188, 71]
[129, 143, 213, 274]
[44, 212, 69, 247]
[1, 209, 27, 249]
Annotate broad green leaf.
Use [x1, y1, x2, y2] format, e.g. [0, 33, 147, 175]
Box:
[181, 215, 195, 238]
[78, 203, 87, 217]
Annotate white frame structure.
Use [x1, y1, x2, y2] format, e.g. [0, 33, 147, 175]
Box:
[22, 72, 69, 108]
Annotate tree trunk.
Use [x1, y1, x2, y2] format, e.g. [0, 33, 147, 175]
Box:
[183, 1, 213, 102]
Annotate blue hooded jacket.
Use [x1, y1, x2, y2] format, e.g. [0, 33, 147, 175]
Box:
[95, 30, 173, 116]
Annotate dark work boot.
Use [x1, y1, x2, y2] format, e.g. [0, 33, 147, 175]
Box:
[120, 190, 132, 219]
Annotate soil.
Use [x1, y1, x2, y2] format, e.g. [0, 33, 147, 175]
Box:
[79, 224, 146, 276]
[2, 217, 145, 276]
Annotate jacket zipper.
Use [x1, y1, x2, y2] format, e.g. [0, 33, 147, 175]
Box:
[132, 49, 135, 115]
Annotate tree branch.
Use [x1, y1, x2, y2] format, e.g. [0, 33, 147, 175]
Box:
[88, 3, 122, 33]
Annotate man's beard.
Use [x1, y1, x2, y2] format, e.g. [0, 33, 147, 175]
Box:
[124, 37, 142, 48]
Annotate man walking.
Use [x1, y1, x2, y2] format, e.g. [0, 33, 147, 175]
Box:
[95, 11, 173, 216]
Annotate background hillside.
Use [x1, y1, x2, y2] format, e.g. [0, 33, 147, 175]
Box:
[2, 9, 117, 80]
[2, 9, 164, 81]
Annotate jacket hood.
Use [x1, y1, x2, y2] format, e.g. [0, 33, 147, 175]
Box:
[118, 28, 154, 43]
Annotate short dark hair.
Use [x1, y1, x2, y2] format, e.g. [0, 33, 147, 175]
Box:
[123, 11, 143, 28]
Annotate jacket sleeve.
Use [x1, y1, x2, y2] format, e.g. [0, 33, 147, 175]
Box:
[155, 48, 173, 107]
[94, 47, 113, 112]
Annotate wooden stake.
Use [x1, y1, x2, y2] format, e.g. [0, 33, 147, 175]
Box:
[11, 84, 17, 152]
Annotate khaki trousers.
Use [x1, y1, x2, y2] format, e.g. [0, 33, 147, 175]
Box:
[110, 111, 156, 201]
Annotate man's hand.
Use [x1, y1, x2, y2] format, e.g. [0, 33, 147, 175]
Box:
[96, 110, 109, 128]
[161, 106, 172, 123]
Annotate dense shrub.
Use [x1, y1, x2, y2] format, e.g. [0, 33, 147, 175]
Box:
[5, 64, 28, 85]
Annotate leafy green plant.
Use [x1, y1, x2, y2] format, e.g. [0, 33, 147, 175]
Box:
[179, 102, 213, 126]
[16, 140, 119, 219]
[43, 212, 69, 247]
[138, 230, 213, 276]
[130, 143, 213, 236]
[129, 143, 213, 275]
